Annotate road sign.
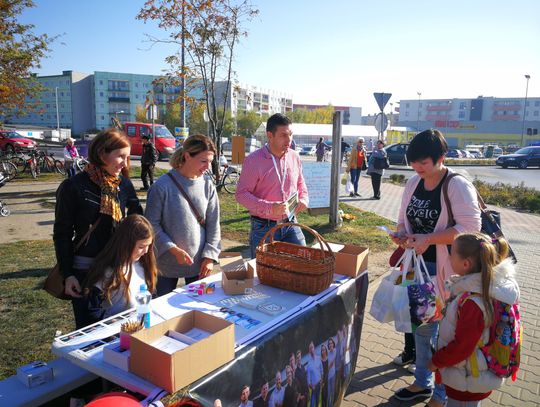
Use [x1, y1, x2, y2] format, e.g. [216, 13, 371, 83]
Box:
[374, 113, 389, 132]
[373, 93, 392, 111]
[175, 127, 189, 137]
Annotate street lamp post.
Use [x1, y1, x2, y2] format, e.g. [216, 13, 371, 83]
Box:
[55, 87, 60, 138]
[445, 100, 452, 136]
[417, 91, 422, 132]
[520, 74, 531, 147]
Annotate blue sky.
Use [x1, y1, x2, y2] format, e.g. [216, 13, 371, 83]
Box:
[24, 0, 540, 114]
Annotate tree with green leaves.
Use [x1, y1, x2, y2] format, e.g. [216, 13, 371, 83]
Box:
[0, 0, 55, 119]
[236, 110, 267, 138]
[288, 105, 335, 124]
[137, 0, 258, 176]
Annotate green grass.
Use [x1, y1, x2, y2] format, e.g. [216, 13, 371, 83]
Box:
[0, 241, 74, 380]
[0, 192, 395, 380]
[219, 192, 395, 252]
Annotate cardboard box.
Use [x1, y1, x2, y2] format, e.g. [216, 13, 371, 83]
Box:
[219, 252, 254, 295]
[314, 242, 369, 278]
[103, 342, 130, 372]
[130, 311, 234, 393]
[16, 361, 54, 388]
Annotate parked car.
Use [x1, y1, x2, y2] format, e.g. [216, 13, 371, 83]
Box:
[299, 145, 316, 156]
[460, 150, 474, 158]
[492, 147, 503, 158]
[0, 130, 37, 153]
[384, 143, 409, 165]
[446, 149, 464, 158]
[496, 146, 540, 169]
[467, 149, 483, 158]
[124, 122, 176, 159]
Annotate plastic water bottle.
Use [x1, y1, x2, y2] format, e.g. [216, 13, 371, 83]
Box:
[135, 283, 151, 329]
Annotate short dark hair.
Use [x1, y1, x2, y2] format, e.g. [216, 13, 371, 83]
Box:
[406, 129, 448, 164]
[266, 113, 291, 133]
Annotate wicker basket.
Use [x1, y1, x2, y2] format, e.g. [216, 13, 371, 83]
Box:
[256, 223, 335, 295]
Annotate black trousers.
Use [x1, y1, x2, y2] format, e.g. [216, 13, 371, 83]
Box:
[141, 163, 155, 189]
[370, 172, 382, 198]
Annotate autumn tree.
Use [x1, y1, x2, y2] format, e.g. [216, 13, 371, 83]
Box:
[137, 0, 258, 175]
[0, 0, 55, 119]
[135, 105, 151, 123]
[288, 105, 335, 124]
[236, 110, 267, 138]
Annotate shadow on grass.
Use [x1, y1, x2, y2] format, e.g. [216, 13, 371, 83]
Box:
[220, 215, 250, 226]
[0, 268, 47, 280]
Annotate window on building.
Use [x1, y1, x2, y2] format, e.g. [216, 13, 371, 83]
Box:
[535, 101, 540, 107]
[100, 103, 104, 108]
[101, 115, 105, 120]
[406, 103, 410, 108]
[46, 104, 50, 108]
[405, 111, 409, 117]
[61, 104, 64, 108]
[135, 82, 139, 88]
[100, 80, 103, 85]
[60, 92, 64, 97]
[100, 92, 104, 97]
[525, 101, 530, 106]
[459, 111, 465, 119]
[61, 114, 65, 119]
[459, 102, 467, 109]
[534, 111, 539, 117]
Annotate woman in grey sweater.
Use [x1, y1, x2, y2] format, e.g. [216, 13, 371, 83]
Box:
[366, 140, 388, 200]
[145, 135, 221, 296]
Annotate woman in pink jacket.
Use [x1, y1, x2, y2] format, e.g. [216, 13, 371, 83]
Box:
[392, 129, 481, 407]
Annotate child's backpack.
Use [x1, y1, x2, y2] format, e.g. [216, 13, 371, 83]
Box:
[458, 292, 522, 381]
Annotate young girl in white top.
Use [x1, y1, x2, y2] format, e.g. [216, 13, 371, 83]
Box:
[429, 233, 519, 406]
[83, 214, 157, 322]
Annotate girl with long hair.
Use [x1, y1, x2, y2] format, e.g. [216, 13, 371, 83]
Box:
[428, 233, 519, 406]
[54, 128, 142, 328]
[83, 214, 157, 321]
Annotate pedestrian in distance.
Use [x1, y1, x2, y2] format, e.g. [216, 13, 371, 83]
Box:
[145, 134, 221, 297]
[429, 233, 519, 407]
[54, 128, 143, 329]
[345, 137, 367, 197]
[81, 214, 157, 323]
[236, 113, 309, 259]
[315, 137, 331, 162]
[63, 137, 79, 178]
[140, 134, 158, 191]
[366, 139, 388, 199]
[392, 129, 482, 407]
[340, 139, 351, 163]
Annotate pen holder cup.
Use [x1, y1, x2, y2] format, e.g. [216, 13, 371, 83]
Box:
[119, 331, 131, 351]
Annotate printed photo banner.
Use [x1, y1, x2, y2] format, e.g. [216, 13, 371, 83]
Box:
[158, 273, 369, 407]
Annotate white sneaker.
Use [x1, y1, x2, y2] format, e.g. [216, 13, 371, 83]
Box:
[407, 363, 416, 374]
[392, 352, 414, 366]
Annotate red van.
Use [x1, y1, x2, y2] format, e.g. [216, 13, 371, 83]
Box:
[124, 122, 176, 159]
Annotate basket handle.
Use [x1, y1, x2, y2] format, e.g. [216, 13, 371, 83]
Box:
[257, 222, 336, 259]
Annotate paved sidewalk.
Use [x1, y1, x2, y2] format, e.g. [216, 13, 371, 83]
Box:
[341, 176, 540, 406]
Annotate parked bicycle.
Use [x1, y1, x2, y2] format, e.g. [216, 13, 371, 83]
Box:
[21, 151, 40, 179]
[0, 171, 11, 216]
[0, 158, 17, 181]
[205, 163, 240, 194]
[37, 150, 65, 175]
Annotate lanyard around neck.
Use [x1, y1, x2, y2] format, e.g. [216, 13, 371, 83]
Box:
[267, 145, 287, 197]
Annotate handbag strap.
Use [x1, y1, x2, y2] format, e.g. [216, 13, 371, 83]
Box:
[442, 172, 487, 228]
[74, 217, 102, 252]
[167, 172, 206, 227]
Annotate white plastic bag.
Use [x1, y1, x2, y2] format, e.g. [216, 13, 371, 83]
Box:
[345, 173, 353, 194]
[369, 249, 414, 324]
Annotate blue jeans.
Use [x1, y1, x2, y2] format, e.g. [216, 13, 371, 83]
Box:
[310, 383, 321, 407]
[350, 168, 361, 194]
[249, 217, 306, 259]
[414, 260, 446, 403]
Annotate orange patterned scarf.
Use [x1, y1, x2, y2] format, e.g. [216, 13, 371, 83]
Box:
[84, 163, 122, 222]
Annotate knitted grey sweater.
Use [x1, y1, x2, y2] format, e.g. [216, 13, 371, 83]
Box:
[145, 169, 221, 278]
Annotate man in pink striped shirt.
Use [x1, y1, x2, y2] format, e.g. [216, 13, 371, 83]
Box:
[236, 114, 309, 258]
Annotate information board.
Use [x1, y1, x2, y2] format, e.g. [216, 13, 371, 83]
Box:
[302, 162, 331, 208]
